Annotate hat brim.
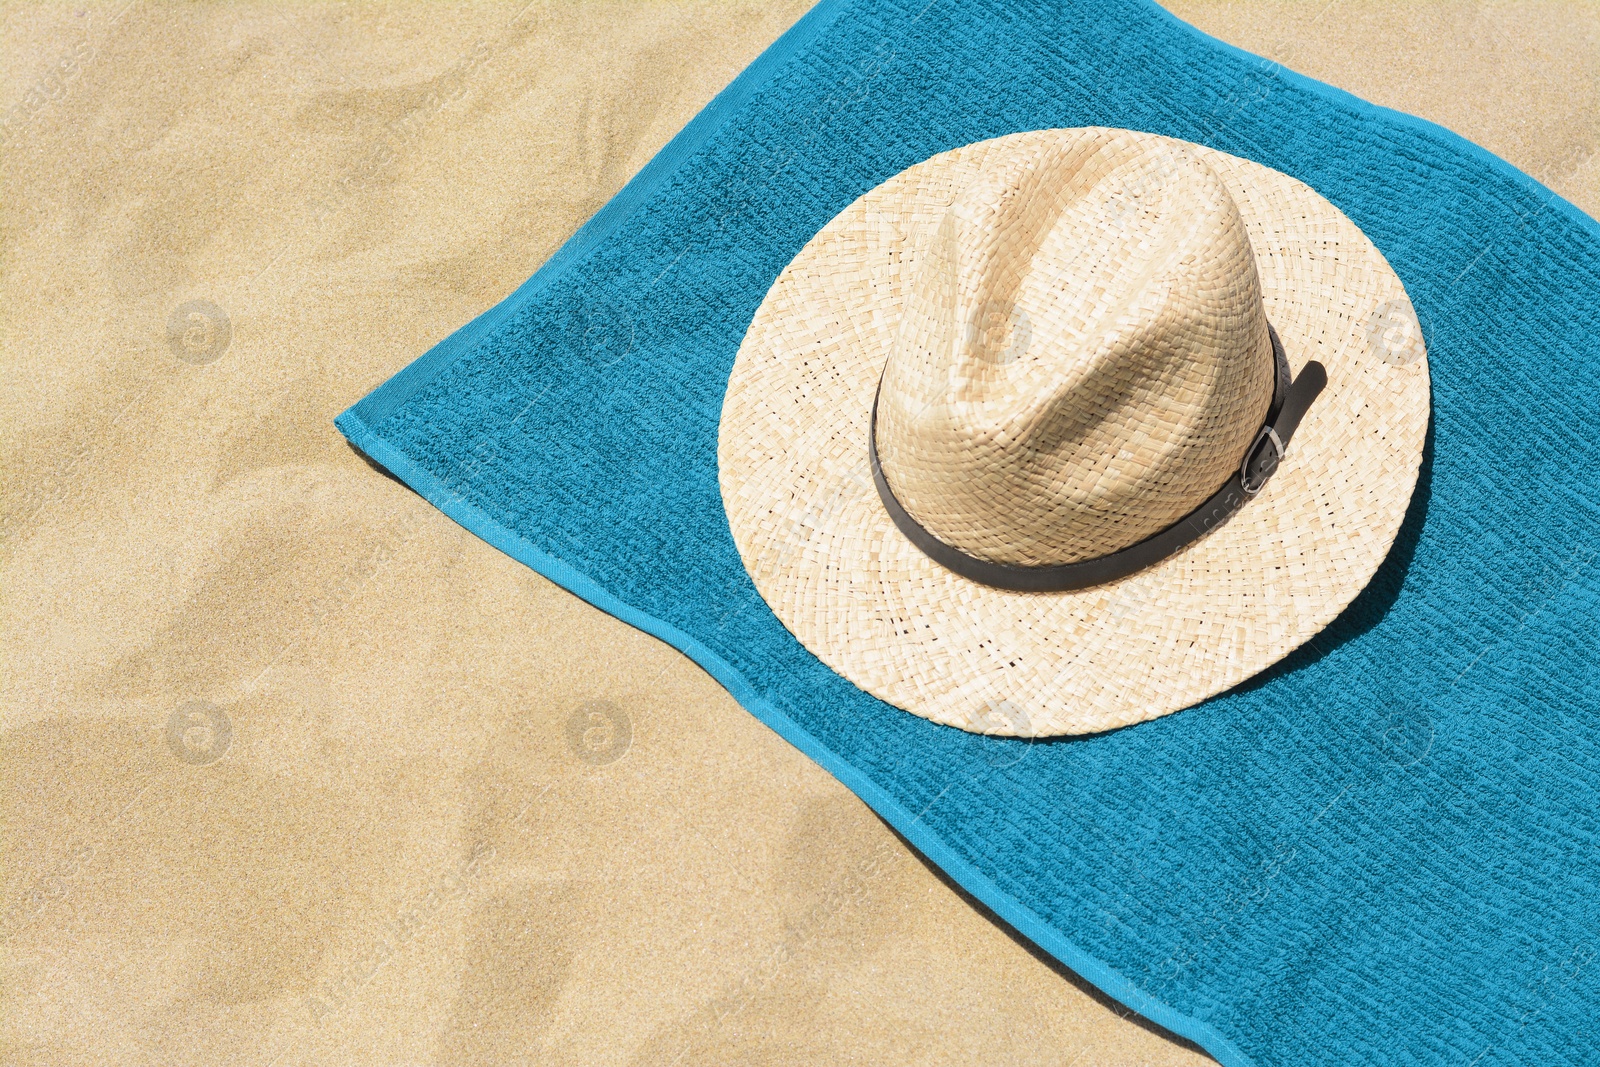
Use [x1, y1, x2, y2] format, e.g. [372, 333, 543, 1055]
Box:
[718, 129, 1430, 737]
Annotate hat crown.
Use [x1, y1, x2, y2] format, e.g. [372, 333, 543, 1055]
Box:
[876, 130, 1276, 567]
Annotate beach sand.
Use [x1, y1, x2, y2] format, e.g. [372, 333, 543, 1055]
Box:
[2, 2, 1594, 1064]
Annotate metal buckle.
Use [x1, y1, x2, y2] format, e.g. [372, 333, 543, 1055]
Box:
[1240, 426, 1284, 496]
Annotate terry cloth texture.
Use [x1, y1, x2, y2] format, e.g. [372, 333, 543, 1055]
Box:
[335, 0, 1600, 1063]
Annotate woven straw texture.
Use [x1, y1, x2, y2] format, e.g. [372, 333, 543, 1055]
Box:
[876, 131, 1276, 567]
[721, 129, 1431, 737]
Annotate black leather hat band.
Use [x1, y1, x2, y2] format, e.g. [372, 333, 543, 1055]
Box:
[868, 323, 1328, 593]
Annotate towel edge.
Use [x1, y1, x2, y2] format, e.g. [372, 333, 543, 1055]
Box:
[336, 0, 856, 432]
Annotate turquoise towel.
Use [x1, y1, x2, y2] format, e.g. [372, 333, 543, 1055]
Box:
[336, 1, 1600, 1062]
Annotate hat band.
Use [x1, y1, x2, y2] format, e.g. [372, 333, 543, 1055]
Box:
[868, 324, 1328, 593]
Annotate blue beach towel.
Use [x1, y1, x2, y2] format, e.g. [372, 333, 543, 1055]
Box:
[335, 1, 1600, 1062]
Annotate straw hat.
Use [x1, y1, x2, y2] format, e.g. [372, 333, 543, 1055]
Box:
[718, 128, 1430, 737]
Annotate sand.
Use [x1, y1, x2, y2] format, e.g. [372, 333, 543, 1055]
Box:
[1, 1, 1594, 1064]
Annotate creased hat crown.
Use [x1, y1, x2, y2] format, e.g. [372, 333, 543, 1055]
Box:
[875, 129, 1276, 567]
